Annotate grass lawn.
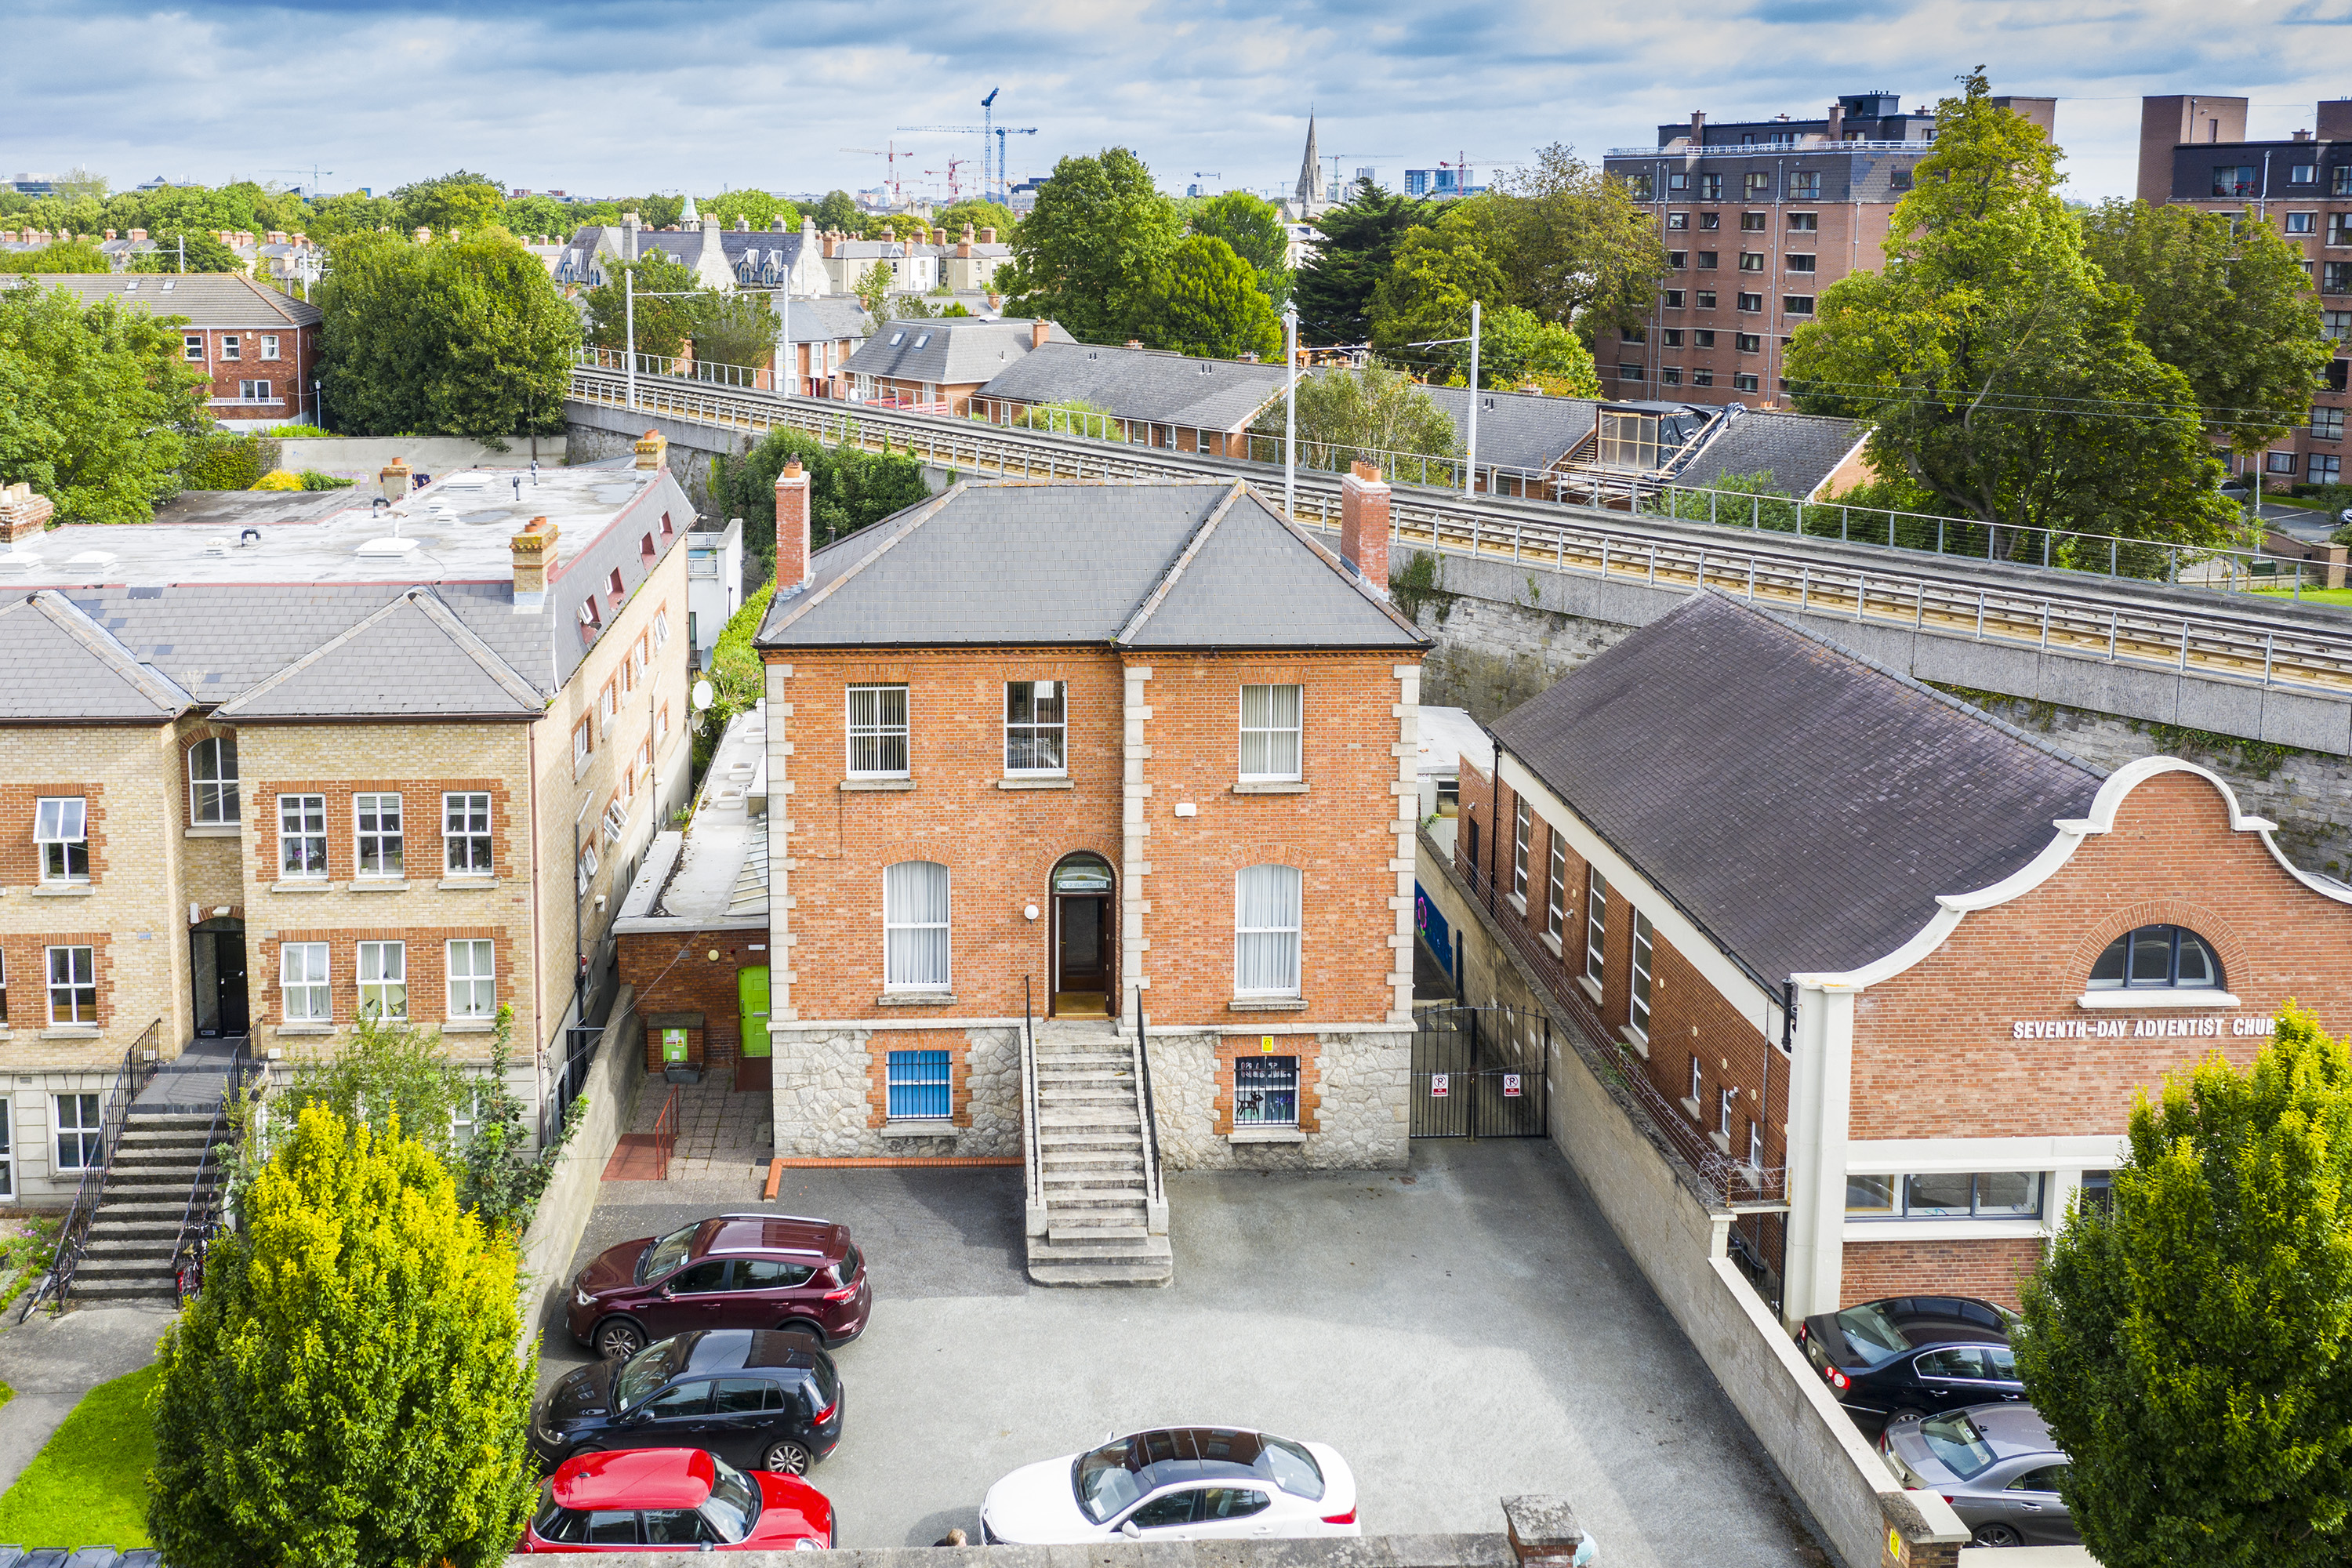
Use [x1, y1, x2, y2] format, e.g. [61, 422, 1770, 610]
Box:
[2255, 585, 2352, 606]
[0, 1363, 159, 1548]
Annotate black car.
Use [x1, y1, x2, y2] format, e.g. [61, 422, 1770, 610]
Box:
[1797, 1295, 2024, 1431]
[534, 1329, 844, 1476]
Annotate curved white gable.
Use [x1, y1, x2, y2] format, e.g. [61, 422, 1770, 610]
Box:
[1790, 755, 2352, 992]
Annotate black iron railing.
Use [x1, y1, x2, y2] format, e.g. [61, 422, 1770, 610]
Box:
[1021, 978, 1043, 1216]
[172, 1038, 256, 1303]
[1133, 1003, 1164, 1212]
[25, 1022, 160, 1319]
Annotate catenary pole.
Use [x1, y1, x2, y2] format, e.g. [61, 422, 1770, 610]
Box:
[1283, 301, 1298, 517]
[1464, 298, 1481, 496]
[625, 267, 636, 412]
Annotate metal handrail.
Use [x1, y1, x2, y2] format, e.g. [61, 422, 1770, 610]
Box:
[568, 361, 2352, 699]
[1446, 848, 1784, 1206]
[1021, 978, 1043, 1214]
[170, 1038, 255, 1303]
[1132, 1003, 1164, 1212]
[651, 1087, 680, 1181]
[24, 1021, 161, 1319]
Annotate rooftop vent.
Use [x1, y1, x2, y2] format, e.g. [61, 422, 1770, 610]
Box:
[355, 536, 421, 557]
[65, 550, 118, 571]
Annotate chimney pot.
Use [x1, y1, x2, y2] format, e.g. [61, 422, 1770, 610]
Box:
[1340, 460, 1392, 596]
[0, 483, 56, 546]
[129, 227, 147, 241]
[379, 457, 412, 505]
[1031, 319, 1051, 350]
[775, 462, 813, 593]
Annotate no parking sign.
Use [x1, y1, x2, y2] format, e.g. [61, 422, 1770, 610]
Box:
[1429, 1073, 1449, 1098]
[1503, 1074, 1523, 1098]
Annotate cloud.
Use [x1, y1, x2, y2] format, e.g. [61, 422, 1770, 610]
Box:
[5, 0, 2350, 202]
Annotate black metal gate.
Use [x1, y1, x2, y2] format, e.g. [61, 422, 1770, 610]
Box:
[1410, 1006, 1549, 1138]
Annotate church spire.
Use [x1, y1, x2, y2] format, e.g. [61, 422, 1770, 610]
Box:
[1294, 110, 1327, 210]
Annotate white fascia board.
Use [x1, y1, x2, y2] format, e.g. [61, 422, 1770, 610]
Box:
[1844, 1133, 2129, 1174]
[1791, 755, 2350, 994]
[1495, 751, 1784, 1042]
[1843, 1218, 2051, 1243]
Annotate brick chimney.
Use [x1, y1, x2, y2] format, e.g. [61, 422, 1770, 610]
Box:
[2320, 100, 2352, 143]
[2294, 129, 2314, 142]
[510, 516, 557, 609]
[633, 428, 668, 471]
[379, 456, 411, 504]
[413, 226, 432, 244]
[775, 460, 811, 592]
[978, 226, 996, 245]
[103, 228, 116, 241]
[129, 227, 147, 242]
[0, 483, 56, 546]
[1030, 319, 1051, 349]
[1826, 103, 1846, 141]
[1690, 110, 1706, 145]
[1339, 460, 1391, 593]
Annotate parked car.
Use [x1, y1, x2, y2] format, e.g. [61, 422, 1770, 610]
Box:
[979, 1425, 1359, 1545]
[533, 1329, 844, 1476]
[1796, 1295, 2024, 1431]
[568, 1212, 870, 1360]
[518, 1446, 835, 1552]
[1880, 1404, 2077, 1548]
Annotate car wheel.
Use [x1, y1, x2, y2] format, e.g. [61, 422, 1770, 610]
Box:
[1885, 1407, 1926, 1427]
[762, 1439, 814, 1475]
[779, 1319, 826, 1345]
[594, 1318, 647, 1360]
[1972, 1523, 2024, 1548]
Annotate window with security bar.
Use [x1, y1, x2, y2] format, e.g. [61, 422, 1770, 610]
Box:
[886, 1049, 953, 1120]
[1234, 1054, 1299, 1127]
[847, 684, 909, 776]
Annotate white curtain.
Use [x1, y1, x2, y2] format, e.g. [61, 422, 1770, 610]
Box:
[1235, 864, 1302, 995]
[885, 861, 951, 988]
[1240, 684, 1302, 779]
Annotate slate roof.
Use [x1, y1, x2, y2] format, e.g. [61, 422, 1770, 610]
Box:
[779, 297, 870, 344]
[213, 589, 545, 720]
[757, 480, 1427, 652]
[976, 342, 1289, 431]
[1417, 386, 1600, 473]
[0, 592, 193, 720]
[1674, 408, 1864, 497]
[844, 318, 1076, 387]
[8, 272, 321, 328]
[1490, 591, 2103, 985]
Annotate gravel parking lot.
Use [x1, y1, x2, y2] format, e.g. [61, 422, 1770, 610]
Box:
[544, 1138, 1828, 1567]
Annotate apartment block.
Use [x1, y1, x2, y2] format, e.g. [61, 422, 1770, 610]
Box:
[2137, 96, 2352, 488]
[1601, 92, 2055, 411]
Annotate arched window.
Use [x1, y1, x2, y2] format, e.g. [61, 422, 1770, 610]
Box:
[1235, 864, 1303, 997]
[2088, 924, 2223, 991]
[884, 861, 950, 990]
[189, 735, 238, 825]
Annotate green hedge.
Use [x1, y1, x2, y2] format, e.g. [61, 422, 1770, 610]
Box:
[181, 434, 264, 491]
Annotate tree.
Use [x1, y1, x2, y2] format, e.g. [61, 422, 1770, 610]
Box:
[302, 191, 399, 241]
[1189, 191, 1291, 308]
[129, 229, 243, 274]
[1491, 143, 1671, 333]
[0, 282, 211, 523]
[1292, 177, 1418, 346]
[1136, 236, 1283, 360]
[1250, 364, 1457, 481]
[53, 166, 109, 203]
[6, 240, 110, 272]
[582, 252, 702, 361]
[2079, 199, 2331, 465]
[1783, 71, 2238, 550]
[702, 189, 797, 232]
[996, 148, 1182, 343]
[935, 199, 1016, 238]
[2016, 1004, 2352, 1568]
[707, 424, 931, 581]
[500, 194, 580, 241]
[393, 170, 505, 237]
[318, 229, 578, 441]
[1368, 201, 1511, 358]
[855, 260, 895, 319]
[692, 290, 779, 374]
[613, 194, 684, 230]
[1473, 305, 1601, 396]
[149, 1105, 539, 1568]
[811, 190, 862, 233]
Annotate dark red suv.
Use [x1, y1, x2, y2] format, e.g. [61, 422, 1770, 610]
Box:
[567, 1213, 870, 1360]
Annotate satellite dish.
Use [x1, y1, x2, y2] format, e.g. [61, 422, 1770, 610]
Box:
[691, 679, 715, 711]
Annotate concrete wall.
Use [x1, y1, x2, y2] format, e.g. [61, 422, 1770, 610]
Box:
[272, 435, 571, 477]
[519, 985, 643, 1337]
[1418, 841, 1966, 1568]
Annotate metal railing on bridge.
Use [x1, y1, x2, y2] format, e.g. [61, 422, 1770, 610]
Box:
[568, 361, 2352, 699]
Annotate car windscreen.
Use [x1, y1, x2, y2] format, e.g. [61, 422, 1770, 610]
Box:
[1831, 1303, 1912, 1368]
[643, 1223, 700, 1282]
[702, 1458, 761, 1543]
[1073, 1429, 1323, 1523]
[613, 1341, 684, 1413]
[1920, 1411, 1999, 1481]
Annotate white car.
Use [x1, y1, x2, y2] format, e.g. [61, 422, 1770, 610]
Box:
[979, 1425, 1360, 1544]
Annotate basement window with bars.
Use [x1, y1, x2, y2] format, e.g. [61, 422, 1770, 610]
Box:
[885, 1049, 953, 1120]
[1234, 1054, 1300, 1127]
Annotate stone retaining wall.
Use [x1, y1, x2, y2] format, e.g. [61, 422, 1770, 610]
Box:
[770, 1025, 1021, 1158]
[1148, 1028, 1410, 1171]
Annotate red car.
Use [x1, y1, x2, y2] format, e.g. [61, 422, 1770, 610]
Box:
[568, 1213, 871, 1360]
[520, 1447, 835, 1552]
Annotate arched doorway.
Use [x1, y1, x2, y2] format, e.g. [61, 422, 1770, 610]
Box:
[1050, 853, 1116, 1018]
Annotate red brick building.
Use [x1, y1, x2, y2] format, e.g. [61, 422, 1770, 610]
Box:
[753, 464, 1428, 1170]
[1457, 591, 2352, 1322]
[20, 273, 322, 430]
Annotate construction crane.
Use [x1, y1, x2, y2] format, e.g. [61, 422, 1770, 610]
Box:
[1191, 172, 1221, 195]
[920, 158, 971, 202]
[1324, 154, 1399, 196]
[840, 142, 914, 207]
[902, 115, 1040, 205]
[267, 165, 335, 196]
[1437, 154, 1517, 195]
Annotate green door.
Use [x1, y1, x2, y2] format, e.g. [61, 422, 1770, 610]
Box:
[738, 967, 771, 1059]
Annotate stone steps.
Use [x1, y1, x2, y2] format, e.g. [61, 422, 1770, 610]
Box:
[60, 1110, 236, 1308]
[1025, 1024, 1168, 1287]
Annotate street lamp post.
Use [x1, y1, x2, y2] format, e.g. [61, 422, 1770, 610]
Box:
[1283, 301, 1299, 518]
[625, 267, 636, 412]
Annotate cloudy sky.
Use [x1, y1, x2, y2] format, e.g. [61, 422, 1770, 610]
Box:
[8, 0, 2351, 205]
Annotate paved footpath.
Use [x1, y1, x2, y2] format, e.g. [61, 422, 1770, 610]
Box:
[0, 1305, 176, 1495]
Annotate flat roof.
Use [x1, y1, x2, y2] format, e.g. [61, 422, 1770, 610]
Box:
[1416, 706, 1494, 779]
[615, 703, 768, 931]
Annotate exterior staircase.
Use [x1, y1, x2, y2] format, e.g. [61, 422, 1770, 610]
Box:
[72, 1109, 231, 1303]
[1023, 1018, 1172, 1287]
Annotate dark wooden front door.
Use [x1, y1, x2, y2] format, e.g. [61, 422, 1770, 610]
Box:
[1054, 895, 1112, 1016]
[191, 918, 249, 1037]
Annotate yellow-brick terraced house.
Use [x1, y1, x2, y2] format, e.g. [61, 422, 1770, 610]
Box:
[0, 443, 695, 1209]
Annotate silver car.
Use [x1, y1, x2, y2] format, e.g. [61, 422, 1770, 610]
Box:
[1879, 1403, 2076, 1548]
